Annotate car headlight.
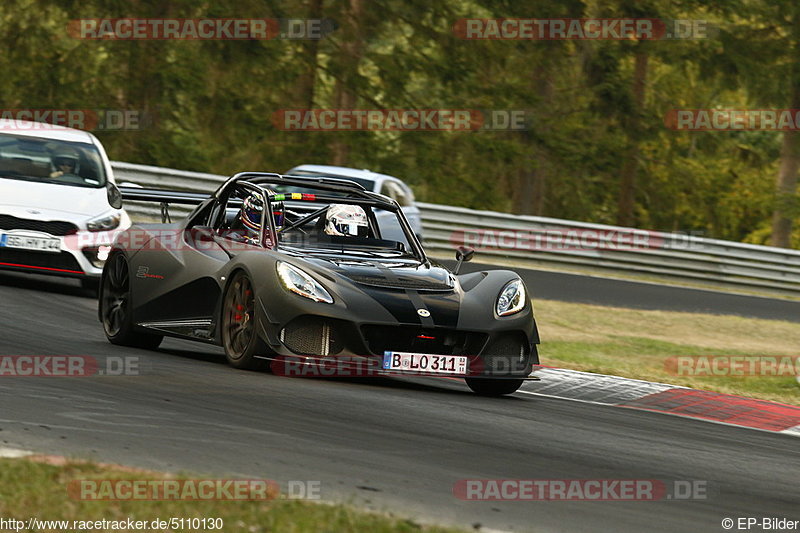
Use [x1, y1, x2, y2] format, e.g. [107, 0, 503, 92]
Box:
[87, 213, 121, 232]
[496, 279, 526, 316]
[277, 262, 333, 304]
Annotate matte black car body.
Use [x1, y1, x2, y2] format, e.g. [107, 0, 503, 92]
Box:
[99, 172, 540, 395]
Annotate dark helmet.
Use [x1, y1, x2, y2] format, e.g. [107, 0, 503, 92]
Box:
[240, 193, 264, 234]
[239, 189, 284, 235]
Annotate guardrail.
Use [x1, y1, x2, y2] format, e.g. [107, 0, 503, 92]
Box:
[111, 161, 800, 296]
[113, 161, 226, 220]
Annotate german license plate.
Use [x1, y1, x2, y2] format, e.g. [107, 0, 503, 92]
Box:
[0, 233, 61, 253]
[383, 351, 468, 375]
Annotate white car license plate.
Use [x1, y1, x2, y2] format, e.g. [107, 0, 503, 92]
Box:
[383, 351, 468, 375]
[0, 233, 61, 253]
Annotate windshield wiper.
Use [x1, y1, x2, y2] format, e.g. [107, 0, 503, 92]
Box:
[0, 172, 103, 188]
[0, 171, 39, 180]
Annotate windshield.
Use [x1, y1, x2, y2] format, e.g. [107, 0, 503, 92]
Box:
[273, 195, 418, 259]
[0, 133, 107, 188]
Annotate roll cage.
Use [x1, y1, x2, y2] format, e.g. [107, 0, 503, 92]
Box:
[120, 171, 426, 260]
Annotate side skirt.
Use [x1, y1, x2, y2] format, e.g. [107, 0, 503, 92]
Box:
[138, 318, 217, 343]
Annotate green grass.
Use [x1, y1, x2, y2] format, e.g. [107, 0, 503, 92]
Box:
[535, 299, 800, 405]
[0, 459, 463, 533]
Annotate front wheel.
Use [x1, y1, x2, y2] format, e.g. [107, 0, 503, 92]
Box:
[100, 253, 163, 350]
[221, 272, 268, 370]
[465, 378, 525, 396]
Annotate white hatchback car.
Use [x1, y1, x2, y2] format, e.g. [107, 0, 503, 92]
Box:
[286, 164, 423, 240]
[0, 120, 130, 290]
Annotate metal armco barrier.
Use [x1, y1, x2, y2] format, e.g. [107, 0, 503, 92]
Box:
[111, 161, 800, 296]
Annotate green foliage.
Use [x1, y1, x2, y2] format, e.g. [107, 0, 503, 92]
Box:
[1, 0, 798, 245]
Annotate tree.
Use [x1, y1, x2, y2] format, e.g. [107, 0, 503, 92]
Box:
[770, 7, 800, 247]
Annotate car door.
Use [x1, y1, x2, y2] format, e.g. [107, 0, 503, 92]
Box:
[129, 191, 251, 325]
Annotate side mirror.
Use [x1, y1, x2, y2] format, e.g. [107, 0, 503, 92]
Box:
[190, 226, 217, 243]
[453, 246, 474, 275]
[456, 246, 475, 262]
[106, 183, 123, 209]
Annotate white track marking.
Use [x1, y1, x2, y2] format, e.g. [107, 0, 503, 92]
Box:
[0, 447, 34, 458]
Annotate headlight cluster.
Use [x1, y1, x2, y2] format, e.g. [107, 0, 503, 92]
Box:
[496, 279, 526, 316]
[276, 262, 333, 304]
[87, 213, 121, 232]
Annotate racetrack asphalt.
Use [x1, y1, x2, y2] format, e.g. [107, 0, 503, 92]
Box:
[0, 270, 798, 533]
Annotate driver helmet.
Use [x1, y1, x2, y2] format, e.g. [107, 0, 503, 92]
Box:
[239, 189, 284, 236]
[51, 148, 80, 174]
[324, 204, 369, 237]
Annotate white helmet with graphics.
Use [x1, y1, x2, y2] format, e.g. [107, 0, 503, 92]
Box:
[324, 204, 369, 237]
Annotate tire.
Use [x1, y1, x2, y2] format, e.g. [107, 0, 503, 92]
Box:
[465, 333, 532, 395]
[465, 377, 524, 396]
[100, 253, 163, 350]
[221, 271, 268, 370]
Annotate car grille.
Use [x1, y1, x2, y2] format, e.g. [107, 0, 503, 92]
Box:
[345, 274, 453, 291]
[360, 325, 486, 356]
[0, 215, 78, 236]
[0, 248, 83, 273]
[280, 316, 346, 356]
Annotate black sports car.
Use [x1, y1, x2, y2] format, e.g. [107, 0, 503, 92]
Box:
[99, 172, 540, 395]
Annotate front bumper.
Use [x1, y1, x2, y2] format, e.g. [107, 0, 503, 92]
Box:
[0, 230, 117, 279]
[257, 311, 538, 379]
[242, 257, 540, 380]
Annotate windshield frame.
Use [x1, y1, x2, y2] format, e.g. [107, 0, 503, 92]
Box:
[264, 188, 426, 261]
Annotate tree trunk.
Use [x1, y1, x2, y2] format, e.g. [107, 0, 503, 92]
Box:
[330, 0, 364, 166]
[770, 13, 800, 248]
[771, 130, 800, 248]
[514, 64, 553, 216]
[616, 47, 649, 227]
[293, 0, 324, 109]
[514, 135, 548, 216]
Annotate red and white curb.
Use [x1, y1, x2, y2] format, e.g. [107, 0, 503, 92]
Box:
[521, 367, 800, 437]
